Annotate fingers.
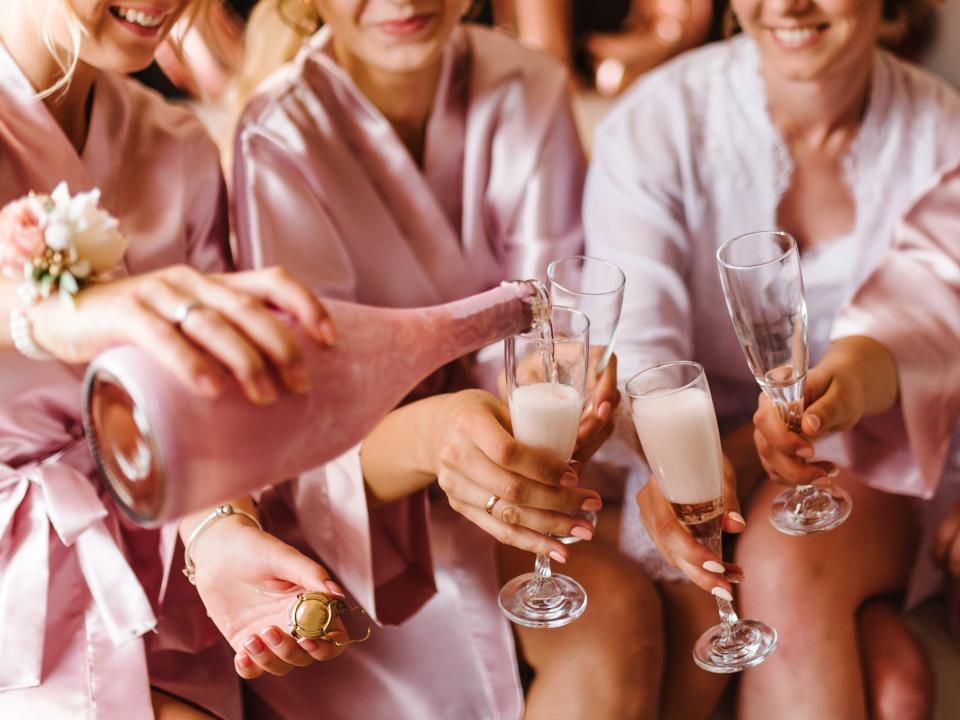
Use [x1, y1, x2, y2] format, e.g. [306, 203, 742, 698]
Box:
[220, 266, 335, 345]
[589, 351, 619, 416]
[753, 426, 824, 487]
[721, 455, 746, 535]
[754, 393, 815, 457]
[240, 630, 311, 676]
[933, 505, 960, 572]
[802, 371, 864, 436]
[263, 537, 345, 598]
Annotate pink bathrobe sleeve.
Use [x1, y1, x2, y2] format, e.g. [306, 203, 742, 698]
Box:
[0, 51, 239, 719]
[832, 160, 960, 499]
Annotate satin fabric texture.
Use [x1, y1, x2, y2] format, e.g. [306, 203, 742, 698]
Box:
[233, 24, 584, 719]
[0, 43, 240, 719]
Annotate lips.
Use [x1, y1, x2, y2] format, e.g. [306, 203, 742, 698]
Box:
[375, 12, 437, 38]
[108, 5, 170, 37]
[768, 24, 829, 49]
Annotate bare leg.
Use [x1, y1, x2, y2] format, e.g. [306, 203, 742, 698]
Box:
[859, 598, 934, 720]
[735, 475, 918, 720]
[498, 505, 663, 720]
[658, 580, 733, 720]
[151, 689, 214, 719]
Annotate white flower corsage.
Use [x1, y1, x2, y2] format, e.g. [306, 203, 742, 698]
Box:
[0, 182, 127, 308]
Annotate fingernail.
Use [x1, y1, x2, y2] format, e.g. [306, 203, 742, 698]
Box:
[827, 466, 839, 478]
[318, 319, 337, 345]
[262, 627, 282, 647]
[728, 511, 746, 526]
[236, 653, 252, 669]
[570, 526, 593, 541]
[805, 414, 822, 433]
[597, 401, 612, 421]
[560, 471, 579, 487]
[299, 638, 319, 652]
[256, 377, 277, 404]
[290, 364, 310, 392]
[568, 460, 582, 473]
[702, 560, 726, 574]
[549, 550, 567, 564]
[325, 581, 346, 598]
[244, 635, 265, 654]
[580, 497, 603, 512]
[796, 447, 815, 459]
[727, 571, 745, 584]
[197, 374, 223, 398]
[711, 587, 733, 602]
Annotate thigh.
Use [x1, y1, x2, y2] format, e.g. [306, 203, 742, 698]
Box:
[151, 689, 216, 720]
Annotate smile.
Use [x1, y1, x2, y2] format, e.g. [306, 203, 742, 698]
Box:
[768, 24, 828, 49]
[109, 6, 168, 30]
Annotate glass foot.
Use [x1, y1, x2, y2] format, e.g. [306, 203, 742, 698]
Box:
[769, 483, 853, 536]
[693, 619, 778, 674]
[498, 573, 587, 628]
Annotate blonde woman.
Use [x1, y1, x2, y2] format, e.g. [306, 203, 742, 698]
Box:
[0, 2, 341, 717]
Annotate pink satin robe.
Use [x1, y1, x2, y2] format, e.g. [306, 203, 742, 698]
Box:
[0, 46, 241, 718]
[233, 25, 584, 719]
[832, 160, 960, 604]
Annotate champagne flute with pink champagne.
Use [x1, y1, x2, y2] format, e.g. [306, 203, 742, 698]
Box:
[499, 306, 590, 628]
[627, 361, 777, 672]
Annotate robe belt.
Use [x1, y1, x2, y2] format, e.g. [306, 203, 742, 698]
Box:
[0, 442, 157, 691]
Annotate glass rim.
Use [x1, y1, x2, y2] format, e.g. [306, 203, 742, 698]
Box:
[515, 304, 590, 341]
[546, 255, 626, 297]
[716, 230, 797, 271]
[625, 360, 705, 400]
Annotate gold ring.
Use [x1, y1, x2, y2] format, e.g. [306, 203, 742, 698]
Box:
[485, 495, 500, 515]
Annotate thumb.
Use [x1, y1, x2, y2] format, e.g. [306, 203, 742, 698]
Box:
[721, 455, 745, 534]
[268, 539, 344, 598]
[801, 373, 862, 438]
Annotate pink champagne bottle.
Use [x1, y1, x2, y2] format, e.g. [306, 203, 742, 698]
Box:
[83, 282, 543, 526]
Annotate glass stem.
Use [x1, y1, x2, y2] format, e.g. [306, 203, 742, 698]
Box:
[529, 553, 554, 598]
[706, 527, 739, 644]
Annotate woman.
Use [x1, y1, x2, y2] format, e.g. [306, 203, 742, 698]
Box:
[0, 1, 342, 717]
[584, 0, 960, 716]
[230, 1, 654, 717]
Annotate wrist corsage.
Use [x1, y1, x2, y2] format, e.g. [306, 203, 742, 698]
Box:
[0, 182, 127, 308]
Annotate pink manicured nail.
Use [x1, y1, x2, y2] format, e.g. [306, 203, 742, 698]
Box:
[299, 638, 319, 652]
[597, 401, 612, 421]
[804, 414, 822, 433]
[796, 447, 815, 459]
[244, 635, 265, 654]
[262, 627, 282, 647]
[827, 466, 839, 478]
[197, 374, 223, 398]
[711, 587, 733, 602]
[236, 653, 252, 669]
[702, 560, 725, 574]
[560, 471, 579, 487]
[549, 550, 567, 564]
[325, 581, 346, 598]
[728, 511, 746, 526]
[568, 460, 582, 473]
[318, 319, 337, 345]
[581, 497, 602, 512]
[290, 364, 310, 393]
[570, 526, 593, 541]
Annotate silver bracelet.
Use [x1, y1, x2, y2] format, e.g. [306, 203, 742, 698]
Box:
[9, 308, 54, 361]
[182, 504, 262, 585]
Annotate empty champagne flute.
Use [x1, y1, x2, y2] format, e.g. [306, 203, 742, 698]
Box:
[499, 306, 590, 628]
[717, 230, 852, 535]
[547, 255, 626, 538]
[627, 361, 778, 672]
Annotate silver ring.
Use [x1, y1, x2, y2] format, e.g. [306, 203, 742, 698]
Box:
[485, 495, 500, 516]
[173, 299, 202, 329]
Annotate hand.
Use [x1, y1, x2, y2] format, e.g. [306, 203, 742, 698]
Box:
[573, 350, 621, 464]
[752, 362, 866, 486]
[636, 457, 745, 596]
[27, 264, 334, 404]
[188, 514, 348, 679]
[434, 390, 603, 561]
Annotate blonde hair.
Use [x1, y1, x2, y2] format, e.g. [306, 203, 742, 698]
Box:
[37, 0, 218, 99]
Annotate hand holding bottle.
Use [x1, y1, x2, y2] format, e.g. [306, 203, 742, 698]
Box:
[20, 264, 334, 404]
[635, 457, 745, 596]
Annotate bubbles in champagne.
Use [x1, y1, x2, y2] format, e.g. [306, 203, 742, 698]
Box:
[527, 279, 559, 384]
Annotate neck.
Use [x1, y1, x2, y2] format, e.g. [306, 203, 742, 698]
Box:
[763, 53, 874, 150]
[334, 42, 442, 165]
[0, 4, 95, 154]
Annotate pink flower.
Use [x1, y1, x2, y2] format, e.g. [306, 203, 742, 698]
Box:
[0, 198, 46, 278]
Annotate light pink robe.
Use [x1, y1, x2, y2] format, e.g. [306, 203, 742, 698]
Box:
[0, 46, 241, 718]
[233, 24, 584, 719]
[832, 160, 960, 604]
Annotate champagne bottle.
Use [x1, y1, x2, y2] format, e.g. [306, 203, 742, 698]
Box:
[83, 281, 543, 526]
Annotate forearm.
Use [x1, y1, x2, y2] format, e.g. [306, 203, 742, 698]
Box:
[512, 0, 574, 64]
[179, 495, 259, 547]
[821, 336, 899, 417]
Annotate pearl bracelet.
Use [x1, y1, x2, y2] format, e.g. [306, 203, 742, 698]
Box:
[182, 504, 262, 585]
[9, 307, 54, 361]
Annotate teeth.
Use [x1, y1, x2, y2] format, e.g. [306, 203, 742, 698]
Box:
[772, 26, 820, 45]
[114, 7, 165, 28]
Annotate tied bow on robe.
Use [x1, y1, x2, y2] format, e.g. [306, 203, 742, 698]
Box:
[0, 440, 157, 691]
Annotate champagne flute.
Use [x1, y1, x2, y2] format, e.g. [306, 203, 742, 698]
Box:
[499, 306, 590, 628]
[547, 255, 626, 539]
[717, 231, 852, 535]
[626, 361, 778, 672]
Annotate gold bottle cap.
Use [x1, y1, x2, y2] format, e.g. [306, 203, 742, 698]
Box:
[289, 592, 337, 640]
